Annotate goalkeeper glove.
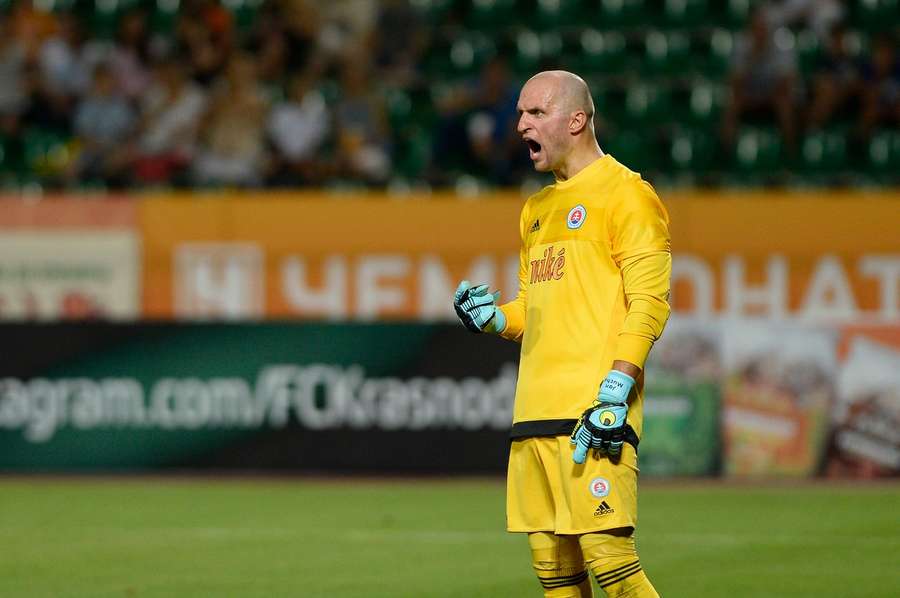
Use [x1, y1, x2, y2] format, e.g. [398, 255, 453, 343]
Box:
[453, 280, 506, 334]
[571, 370, 635, 464]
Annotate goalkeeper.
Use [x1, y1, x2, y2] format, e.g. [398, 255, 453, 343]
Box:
[454, 71, 671, 597]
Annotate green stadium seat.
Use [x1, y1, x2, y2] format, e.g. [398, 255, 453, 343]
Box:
[35, 0, 77, 11]
[149, 0, 180, 33]
[795, 29, 820, 76]
[800, 129, 848, 174]
[514, 30, 543, 77]
[87, 0, 143, 39]
[663, 0, 709, 27]
[853, 0, 900, 31]
[577, 29, 628, 75]
[686, 81, 726, 126]
[643, 30, 690, 76]
[843, 29, 869, 62]
[466, 0, 517, 32]
[0, 135, 8, 170]
[723, 0, 752, 28]
[734, 127, 783, 174]
[533, 0, 585, 30]
[694, 28, 734, 78]
[386, 89, 414, 131]
[393, 127, 432, 179]
[0, 133, 26, 176]
[424, 32, 495, 78]
[605, 130, 657, 173]
[592, 84, 627, 126]
[867, 130, 900, 177]
[22, 129, 71, 178]
[669, 127, 718, 173]
[221, 0, 263, 32]
[449, 33, 496, 76]
[624, 83, 673, 125]
[387, 87, 436, 132]
[542, 31, 565, 61]
[597, 0, 646, 28]
[410, 0, 458, 26]
[511, 29, 565, 77]
[317, 79, 341, 105]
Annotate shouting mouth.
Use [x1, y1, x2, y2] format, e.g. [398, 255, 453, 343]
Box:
[525, 138, 542, 160]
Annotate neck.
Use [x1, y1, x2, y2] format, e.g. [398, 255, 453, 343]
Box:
[553, 141, 604, 182]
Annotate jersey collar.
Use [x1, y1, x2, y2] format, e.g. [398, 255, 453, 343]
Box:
[554, 154, 613, 190]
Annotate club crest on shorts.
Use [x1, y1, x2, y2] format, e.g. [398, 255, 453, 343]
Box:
[566, 204, 587, 229]
[589, 477, 611, 498]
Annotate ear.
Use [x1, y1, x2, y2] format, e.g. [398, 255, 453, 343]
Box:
[569, 110, 589, 135]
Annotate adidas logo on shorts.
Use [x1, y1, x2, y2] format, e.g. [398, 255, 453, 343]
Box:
[594, 501, 615, 517]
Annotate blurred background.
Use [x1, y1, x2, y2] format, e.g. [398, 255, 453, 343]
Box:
[0, 2, 898, 596]
[0, 0, 897, 477]
[0, 0, 897, 191]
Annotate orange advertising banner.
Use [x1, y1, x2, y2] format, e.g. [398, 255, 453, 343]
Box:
[137, 191, 900, 323]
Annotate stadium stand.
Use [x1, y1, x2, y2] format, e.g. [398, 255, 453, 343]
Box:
[0, 0, 897, 191]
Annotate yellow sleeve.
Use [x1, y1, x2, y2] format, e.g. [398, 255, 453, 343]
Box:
[496, 204, 529, 343]
[609, 182, 672, 368]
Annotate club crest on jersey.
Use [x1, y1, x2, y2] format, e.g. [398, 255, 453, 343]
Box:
[530, 246, 565, 284]
[589, 477, 611, 498]
[566, 204, 587, 229]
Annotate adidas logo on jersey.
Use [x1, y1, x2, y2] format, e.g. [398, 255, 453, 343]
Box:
[529, 219, 541, 233]
[594, 501, 615, 517]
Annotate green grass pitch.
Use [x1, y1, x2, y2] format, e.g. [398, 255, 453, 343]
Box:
[1, 478, 897, 597]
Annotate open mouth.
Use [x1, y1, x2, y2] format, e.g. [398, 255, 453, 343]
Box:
[525, 139, 542, 159]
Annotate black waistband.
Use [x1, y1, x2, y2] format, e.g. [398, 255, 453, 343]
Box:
[510, 419, 640, 450]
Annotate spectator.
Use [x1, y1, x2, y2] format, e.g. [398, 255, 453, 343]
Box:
[808, 24, 860, 130]
[21, 55, 72, 133]
[371, 0, 428, 89]
[721, 8, 799, 151]
[0, 20, 28, 135]
[269, 0, 324, 80]
[25, 14, 102, 134]
[248, 1, 322, 86]
[432, 56, 522, 183]
[68, 63, 135, 186]
[176, 0, 234, 87]
[193, 54, 269, 187]
[38, 14, 102, 101]
[334, 55, 391, 184]
[765, 0, 844, 42]
[859, 33, 900, 139]
[318, 0, 378, 58]
[109, 10, 152, 99]
[133, 58, 207, 185]
[267, 71, 331, 186]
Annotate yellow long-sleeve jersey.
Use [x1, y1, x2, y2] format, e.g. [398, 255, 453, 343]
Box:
[498, 154, 671, 441]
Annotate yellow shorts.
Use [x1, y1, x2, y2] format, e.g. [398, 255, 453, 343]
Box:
[507, 436, 639, 535]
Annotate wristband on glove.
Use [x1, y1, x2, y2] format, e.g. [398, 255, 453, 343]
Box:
[570, 370, 635, 464]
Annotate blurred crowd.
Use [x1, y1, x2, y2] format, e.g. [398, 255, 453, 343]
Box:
[0, 0, 439, 189]
[723, 0, 899, 155]
[0, 0, 896, 190]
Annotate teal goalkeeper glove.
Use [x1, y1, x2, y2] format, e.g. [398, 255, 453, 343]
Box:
[571, 370, 635, 464]
[453, 280, 506, 334]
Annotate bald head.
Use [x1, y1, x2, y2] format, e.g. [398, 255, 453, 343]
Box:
[526, 70, 595, 121]
[516, 70, 602, 176]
